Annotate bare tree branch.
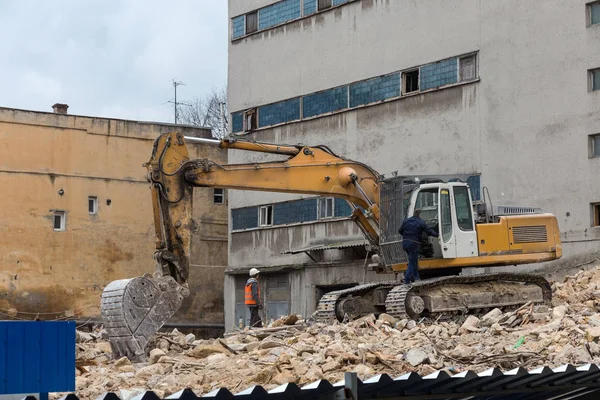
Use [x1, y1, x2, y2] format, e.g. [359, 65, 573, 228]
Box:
[178, 85, 228, 139]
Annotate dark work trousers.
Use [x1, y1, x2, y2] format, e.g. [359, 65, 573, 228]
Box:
[249, 306, 263, 328]
[403, 240, 421, 284]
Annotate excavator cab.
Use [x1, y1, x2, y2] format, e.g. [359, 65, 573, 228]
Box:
[382, 179, 561, 274]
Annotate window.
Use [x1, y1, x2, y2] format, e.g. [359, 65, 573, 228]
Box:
[214, 188, 225, 204]
[440, 189, 453, 243]
[88, 196, 98, 214]
[414, 189, 439, 226]
[259, 205, 273, 226]
[588, 2, 600, 25]
[318, 0, 332, 11]
[453, 186, 474, 231]
[243, 108, 257, 131]
[403, 70, 419, 94]
[591, 135, 600, 158]
[593, 203, 600, 227]
[318, 197, 334, 219]
[591, 69, 600, 91]
[459, 55, 477, 82]
[267, 274, 288, 289]
[53, 211, 66, 231]
[246, 11, 258, 34]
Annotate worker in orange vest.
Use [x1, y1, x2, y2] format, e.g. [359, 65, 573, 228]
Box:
[245, 268, 263, 327]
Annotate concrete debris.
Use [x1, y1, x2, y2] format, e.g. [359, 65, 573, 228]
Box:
[59, 264, 600, 400]
[405, 348, 428, 366]
[76, 330, 95, 343]
[148, 349, 165, 365]
[481, 308, 503, 327]
[187, 344, 230, 359]
[271, 314, 300, 327]
[460, 315, 480, 333]
[377, 313, 398, 326]
[185, 333, 196, 344]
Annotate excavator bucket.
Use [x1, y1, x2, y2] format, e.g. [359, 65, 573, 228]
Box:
[101, 132, 194, 362]
[100, 275, 190, 362]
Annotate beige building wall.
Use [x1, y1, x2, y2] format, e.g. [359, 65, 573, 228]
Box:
[0, 107, 228, 325]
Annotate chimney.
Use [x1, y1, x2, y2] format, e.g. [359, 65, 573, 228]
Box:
[52, 103, 69, 114]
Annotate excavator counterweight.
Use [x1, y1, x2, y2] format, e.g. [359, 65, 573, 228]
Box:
[101, 132, 561, 361]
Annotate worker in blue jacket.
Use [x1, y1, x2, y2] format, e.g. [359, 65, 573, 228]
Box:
[399, 209, 439, 284]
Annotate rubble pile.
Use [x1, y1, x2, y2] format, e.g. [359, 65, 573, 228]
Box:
[64, 265, 600, 400]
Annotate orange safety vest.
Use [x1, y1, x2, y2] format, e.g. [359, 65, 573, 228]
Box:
[245, 279, 260, 305]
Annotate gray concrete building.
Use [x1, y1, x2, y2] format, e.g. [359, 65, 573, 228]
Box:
[224, 0, 600, 330]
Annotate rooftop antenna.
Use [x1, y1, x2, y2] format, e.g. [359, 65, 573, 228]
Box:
[167, 79, 186, 124]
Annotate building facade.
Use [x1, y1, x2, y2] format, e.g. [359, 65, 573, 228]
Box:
[225, 0, 600, 329]
[0, 105, 228, 329]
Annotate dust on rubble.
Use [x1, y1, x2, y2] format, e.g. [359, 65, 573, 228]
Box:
[55, 264, 600, 399]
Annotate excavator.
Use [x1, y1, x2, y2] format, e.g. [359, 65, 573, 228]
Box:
[101, 131, 562, 361]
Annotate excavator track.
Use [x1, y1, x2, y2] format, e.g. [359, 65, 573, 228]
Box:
[385, 272, 552, 319]
[315, 273, 552, 322]
[314, 281, 398, 321]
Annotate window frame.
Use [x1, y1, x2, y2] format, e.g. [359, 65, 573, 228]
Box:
[318, 0, 333, 11]
[402, 69, 420, 95]
[590, 68, 600, 92]
[590, 134, 600, 158]
[243, 108, 258, 131]
[592, 203, 600, 227]
[452, 186, 474, 232]
[245, 11, 258, 34]
[440, 189, 453, 243]
[459, 54, 478, 82]
[318, 197, 335, 220]
[53, 210, 66, 232]
[214, 188, 225, 204]
[88, 196, 98, 215]
[588, 1, 600, 26]
[259, 205, 274, 227]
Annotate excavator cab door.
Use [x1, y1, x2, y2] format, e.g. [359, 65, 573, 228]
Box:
[438, 183, 478, 259]
[450, 184, 478, 258]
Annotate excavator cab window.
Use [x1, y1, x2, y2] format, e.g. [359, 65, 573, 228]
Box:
[440, 189, 453, 243]
[453, 186, 474, 231]
[414, 188, 439, 231]
[414, 188, 439, 258]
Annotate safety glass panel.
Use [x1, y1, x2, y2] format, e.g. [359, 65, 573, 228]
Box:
[440, 189, 453, 243]
[415, 189, 438, 229]
[453, 186, 474, 231]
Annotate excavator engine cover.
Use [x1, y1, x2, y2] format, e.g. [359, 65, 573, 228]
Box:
[101, 274, 190, 362]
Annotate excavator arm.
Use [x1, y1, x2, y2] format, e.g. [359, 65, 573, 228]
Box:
[101, 131, 383, 361]
[102, 131, 562, 361]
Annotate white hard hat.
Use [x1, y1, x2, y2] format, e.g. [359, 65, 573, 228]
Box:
[249, 268, 260, 277]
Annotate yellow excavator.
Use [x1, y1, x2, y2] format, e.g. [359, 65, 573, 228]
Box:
[101, 132, 561, 361]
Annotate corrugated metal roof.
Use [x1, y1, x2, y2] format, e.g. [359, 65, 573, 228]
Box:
[281, 240, 367, 255]
[64, 364, 600, 400]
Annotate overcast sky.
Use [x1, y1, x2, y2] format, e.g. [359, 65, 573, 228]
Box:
[0, 1, 228, 123]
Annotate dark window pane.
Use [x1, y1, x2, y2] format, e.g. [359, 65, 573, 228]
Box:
[53, 214, 62, 230]
[318, 0, 332, 11]
[246, 12, 258, 33]
[592, 3, 600, 25]
[453, 186, 474, 231]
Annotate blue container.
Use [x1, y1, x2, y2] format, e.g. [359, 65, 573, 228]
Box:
[0, 321, 75, 395]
